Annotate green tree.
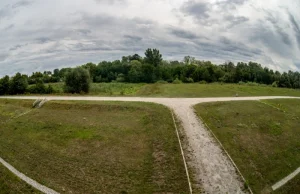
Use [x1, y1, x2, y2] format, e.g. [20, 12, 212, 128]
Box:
[82, 62, 97, 81]
[183, 56, 195, 65]
[128, 60, 143, 83]
[64, 67, 90, 93]
[144, 48, 162, 67]
[9, 73, 28, 94]
[28, 80, 48, 94]
[0, 75, 10, 95]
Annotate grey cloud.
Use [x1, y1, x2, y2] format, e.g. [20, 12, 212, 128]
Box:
[170, 28, 198, 39]
[0, 53, 9, 62]
[12, 0, 33, 9]
[10, 44, 24, 51]
[225, 15, 249, 28]
[0, 1, 33, 21]
[249, 22, 292, 57]
[277, 29, 292, 46]
[215, 0, 247, 11]
[295, 61, 300, 68]
[76, 29, 92, 36]
[36, 37, 52, 44]
[229, 0, 247, 5]
[181, 1, 210, 20]
[214, 36, 262, 57]
[0, 5, 12, 20]
[0, 0, 299, 76]
[3, 24, 14, 31]
[124, 35, 142, 42]
[72, 42, 113, 52]
[94, 0, 127, 5]
[288, 12, 300, 49]
[79, 12, 156, 36]
[265, 11, 292, 46]
[80, 13, 116, 27]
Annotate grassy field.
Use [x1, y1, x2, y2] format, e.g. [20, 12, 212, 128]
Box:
[194, 99, 300, 193]
[0, 101, 39, 194]
[0, 163, 40, 194]
[0, 99, 189, 193]
[42, 82, 300, 97]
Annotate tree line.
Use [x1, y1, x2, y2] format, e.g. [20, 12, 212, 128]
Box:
[0, 48, 300, 95]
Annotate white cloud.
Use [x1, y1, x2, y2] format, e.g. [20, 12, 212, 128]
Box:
[0, 0, 300, 76]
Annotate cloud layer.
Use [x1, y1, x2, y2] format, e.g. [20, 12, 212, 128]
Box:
[1, 0, 300, 76]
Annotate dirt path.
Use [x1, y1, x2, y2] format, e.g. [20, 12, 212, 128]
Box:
[1, 96, 299, 193]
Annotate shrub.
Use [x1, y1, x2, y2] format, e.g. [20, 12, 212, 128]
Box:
[198, 80, 207, 84]
[272, 81, 278, 87]
[45, 85, 54, 94]
[172, 78, 182, 84]
[185, 77, 194, 83]
[116, 74, 125, 82]
[28, 82, 46, 94]
[246, 82, 260, 86]
[156, 80, 168, 84]
[28, 82, 55, 94]
[64, 67, 91, 94]
[238, 81, 245, 85]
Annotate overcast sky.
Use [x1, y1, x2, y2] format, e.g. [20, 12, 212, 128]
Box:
[1, 0, 300, 76]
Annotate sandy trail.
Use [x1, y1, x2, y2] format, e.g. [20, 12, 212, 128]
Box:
[1, 96, 299, 193]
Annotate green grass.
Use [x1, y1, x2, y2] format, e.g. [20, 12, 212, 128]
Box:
[40, 82, 300, 97]
[194, 99, 300, 193]
[274, 174, 300, 194]
[0, 99, 189, 194]
[0, 100, 39, 193]
[140, 83, 300, 97]
[0, 164, 40, 194]
[44, 82, 145, 96]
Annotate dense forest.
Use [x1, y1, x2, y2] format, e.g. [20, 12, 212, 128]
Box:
[0, 48, 300, 95]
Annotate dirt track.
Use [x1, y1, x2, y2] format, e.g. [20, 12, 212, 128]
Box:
[1, 96, 299, 193]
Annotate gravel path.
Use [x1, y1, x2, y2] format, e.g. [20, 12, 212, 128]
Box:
[1, 96, 299, 193]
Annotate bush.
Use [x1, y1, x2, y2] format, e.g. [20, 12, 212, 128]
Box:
[28, 82, 55, 94]
[238, 81, 245, 85]
[198, 80, 207, 84]
[116, 74, 125, 82]
[185, 77, 194, 83]
[28, 82, 46, 94]
[172, 78, 182, 84]
[64, 67, 91, 94]
[272, 81, 278, 87]
[246, 82, 260, 86]
[156, 80, 168, 84]
[45, 85, 54, 94]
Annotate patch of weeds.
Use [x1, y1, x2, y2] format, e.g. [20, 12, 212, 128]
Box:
[237, 123, 248, 128]
[269, 122, 283, 136]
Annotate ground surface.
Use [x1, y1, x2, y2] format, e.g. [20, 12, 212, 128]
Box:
[44, 83, 300, 97]
[0, 162, 40, 194]
[0, 99, 189, 194]
[2, 96, 298, 194]
[195, 99, 300, 193]
[0, 100, 40, 194]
